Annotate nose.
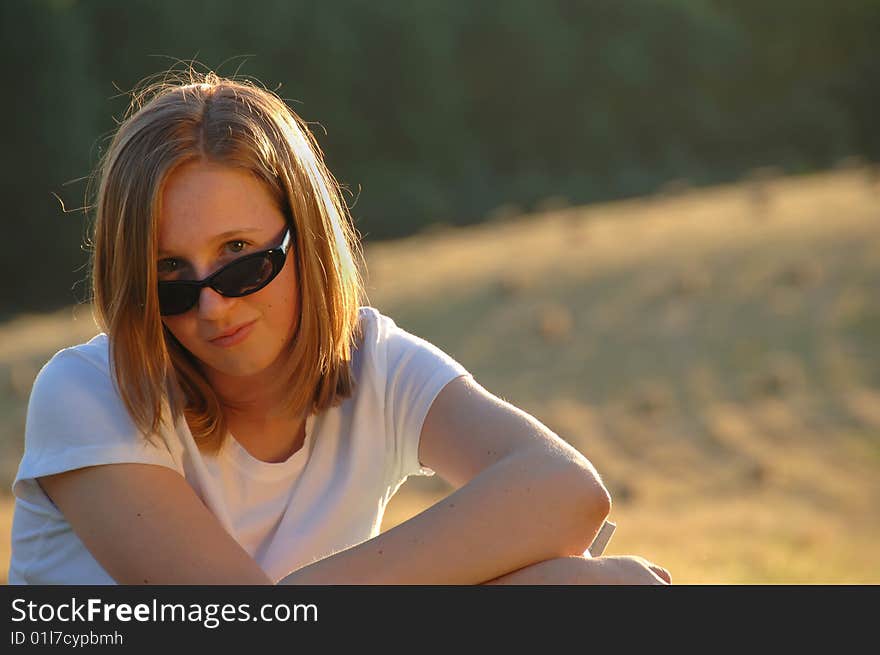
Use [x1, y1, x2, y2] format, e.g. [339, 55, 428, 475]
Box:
[196, 286, 237, 321]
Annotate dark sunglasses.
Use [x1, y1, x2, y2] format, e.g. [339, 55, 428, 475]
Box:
[158, 228, 293, 316]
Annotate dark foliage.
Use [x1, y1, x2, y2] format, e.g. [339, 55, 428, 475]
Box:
[2, 0, 877, 314]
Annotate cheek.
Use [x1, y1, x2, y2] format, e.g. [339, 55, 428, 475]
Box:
[161, 318, 195, 351]
[268, 266, 300, 326]
[268, 293, 298, 337]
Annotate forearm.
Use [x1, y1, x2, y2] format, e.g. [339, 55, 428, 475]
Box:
[279, 450, 610, 585]
[486, 555, 672, 585]
[483, 556, 596, 585]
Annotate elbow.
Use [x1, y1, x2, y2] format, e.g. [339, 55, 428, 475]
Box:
[513, 445, 612, 557]
[579, 464, 612, 525]
[591, 477, 613, 522]
[560, 459, 612, 555]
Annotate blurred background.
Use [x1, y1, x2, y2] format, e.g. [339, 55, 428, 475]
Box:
[1, 0, 878, 583]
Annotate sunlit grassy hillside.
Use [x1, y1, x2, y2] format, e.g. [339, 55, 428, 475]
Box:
[2, 167, 878, 583]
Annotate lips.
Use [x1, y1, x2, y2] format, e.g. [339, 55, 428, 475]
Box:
[208, 320, 257, 347]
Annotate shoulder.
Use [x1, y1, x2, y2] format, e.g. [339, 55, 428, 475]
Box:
[353, 306, 433, 371]
[355, 304, 468, 369]
[356, 305, 393, 341]
[351, 305, 397, 364]
[353, 305, 469, 400]
[25, 332, 143, 442]
[16, 332, 179, 509]
[30, 333, 112, 398]
[354, 305, 442, 353]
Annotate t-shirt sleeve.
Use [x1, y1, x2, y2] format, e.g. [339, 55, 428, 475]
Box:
[12, 348, 179, 511]
[377, 311, 471, 483]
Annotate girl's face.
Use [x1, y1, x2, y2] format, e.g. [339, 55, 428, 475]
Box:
[157, 160, 300, 381]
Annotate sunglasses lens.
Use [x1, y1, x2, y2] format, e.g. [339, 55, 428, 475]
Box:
[212, 253, 277, 296]
[158, 284, 199, 316]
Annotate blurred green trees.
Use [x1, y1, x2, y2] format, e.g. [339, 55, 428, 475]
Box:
[2, 0, 877, 315]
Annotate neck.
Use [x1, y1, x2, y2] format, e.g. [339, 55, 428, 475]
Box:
[202, 355, 293, 421]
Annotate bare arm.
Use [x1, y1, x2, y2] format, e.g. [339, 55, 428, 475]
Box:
[279, 376, 611, 584]
[38, 464, 273, 585]
[40, 376, 609, 585]
[483, 555, 672, 585]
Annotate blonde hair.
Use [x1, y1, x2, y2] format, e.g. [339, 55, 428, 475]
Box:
[90, 71, 366, 454]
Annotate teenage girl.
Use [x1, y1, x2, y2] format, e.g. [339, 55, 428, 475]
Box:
[9, 73, 670, 585]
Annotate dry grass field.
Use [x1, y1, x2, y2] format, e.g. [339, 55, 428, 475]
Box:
[2, 167, 878, 583]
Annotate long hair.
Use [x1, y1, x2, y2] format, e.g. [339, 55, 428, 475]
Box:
[90, 71, 366, 453]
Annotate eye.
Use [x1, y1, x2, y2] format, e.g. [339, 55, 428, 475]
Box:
[226, 240, 248, 254]
[157, 258, 179, 275]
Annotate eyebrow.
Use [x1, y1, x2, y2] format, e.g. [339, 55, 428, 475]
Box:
[158, 228, 264, 258]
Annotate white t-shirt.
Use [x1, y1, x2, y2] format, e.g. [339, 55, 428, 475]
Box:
[8, 306, 470, 585]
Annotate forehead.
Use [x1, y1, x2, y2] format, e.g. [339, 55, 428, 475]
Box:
[157, 160, 285, 251]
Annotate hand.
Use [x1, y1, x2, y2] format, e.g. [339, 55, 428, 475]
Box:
[588, 555, 672, 585]
[483, 554, 671, 585]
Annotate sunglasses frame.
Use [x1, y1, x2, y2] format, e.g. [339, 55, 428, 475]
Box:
[158, 227, 293, 316]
